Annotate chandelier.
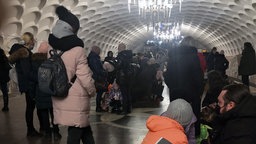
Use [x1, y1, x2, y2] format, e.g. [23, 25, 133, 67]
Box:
[154, 22, 182, 41]
[128, 0, 183, 41]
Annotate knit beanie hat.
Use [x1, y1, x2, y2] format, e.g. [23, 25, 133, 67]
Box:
[162, 99, 193, 127]
[52, 20, 74, 38]
[37, 41, 49, 53]
[53, 6, 80, 38]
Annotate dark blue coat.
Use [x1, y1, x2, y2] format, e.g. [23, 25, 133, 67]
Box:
[9, 44, 32, 93]
[87, 51, 107, 81]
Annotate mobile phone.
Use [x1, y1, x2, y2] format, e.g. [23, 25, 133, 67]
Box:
[156, 137, 172, 144]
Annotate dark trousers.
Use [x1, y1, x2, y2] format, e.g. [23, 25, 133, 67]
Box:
[120, 86, 131, 113]
[96, 91, 104, 109]
[0, 82, 8, 107]
[25, 91, 41, 132]
[39, 108, 59, 134]
[67, 126, 95, 144]
[242, 75, 249, 87]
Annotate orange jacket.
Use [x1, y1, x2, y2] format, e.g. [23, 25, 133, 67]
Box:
[142, 115, 188, 144]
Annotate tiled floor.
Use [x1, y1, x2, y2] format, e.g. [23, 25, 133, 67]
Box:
[0, 86, 170, 144]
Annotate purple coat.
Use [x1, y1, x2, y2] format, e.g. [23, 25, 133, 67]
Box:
[185, 114, 197, 144]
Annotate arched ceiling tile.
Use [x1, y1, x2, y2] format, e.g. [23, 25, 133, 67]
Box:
[104, 0, 121, 5]
[2, 22, 22, 36]
[22, 11, 41, 24]
[61, 0, 79, 8]
[42, 5, 57, 15]
[37, 29, 50, 41]
[22, 25, 38, 34]
[38, 0, 47, 9]
[8, 5, 24, 20]
[90, 14, 102, 21]
[84, 9, 96, 17]
[89, 1, 104, 8]
[213, 2, 227, 8]
[97, 6, 110, 13]
[24, 0, 44, 9]
[38, 17, 54, 28]
[73, 5, 88, 13]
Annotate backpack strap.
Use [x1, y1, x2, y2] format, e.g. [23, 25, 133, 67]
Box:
[50, 49, 76, 85]
[50, 49, 64, 57]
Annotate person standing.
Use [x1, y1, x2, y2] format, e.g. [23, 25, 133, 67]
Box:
[48, 6, 96, 144]
[0, 48, 11, 111]
[115, 43, 134, 115]
[206, 47, 219, 72]
[216, 50, 229, 78]
[9, 32, 42, 137]
[30, 41, 61, 140]
[164, 45, 204, 137]
[104, 51, 114, 62]
[87, 45, 107, 112]
[238, 42, 256, 87]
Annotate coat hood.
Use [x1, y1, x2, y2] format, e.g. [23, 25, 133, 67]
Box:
[146, 115, 184, 132]
[31, 53, 47, 61]
[143, 115, 188, 144]
[48, 34, 84, 52]
[8, 47, 30, 64]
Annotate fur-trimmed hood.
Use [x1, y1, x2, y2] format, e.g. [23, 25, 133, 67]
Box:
[8, 47, 30, 64]
[31, 53, 47, 61]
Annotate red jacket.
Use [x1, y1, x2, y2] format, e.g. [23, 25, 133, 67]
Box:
[142, 115, 188, 144]
[197, 53, 207, 73]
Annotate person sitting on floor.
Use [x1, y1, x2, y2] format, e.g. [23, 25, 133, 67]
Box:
[142, 99, 196, 144]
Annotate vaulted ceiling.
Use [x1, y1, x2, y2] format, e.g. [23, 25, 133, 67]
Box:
[1, 0, 256, 56]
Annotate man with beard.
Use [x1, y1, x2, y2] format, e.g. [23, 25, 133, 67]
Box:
[211, 84, 256, 144]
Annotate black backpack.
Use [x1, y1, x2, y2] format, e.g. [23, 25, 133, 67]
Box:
[38, 49, 76, 98]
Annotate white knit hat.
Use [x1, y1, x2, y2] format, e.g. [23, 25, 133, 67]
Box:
[162, 99, 193, 127]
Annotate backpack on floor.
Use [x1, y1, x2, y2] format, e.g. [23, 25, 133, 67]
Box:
[38, 49, 76, 98]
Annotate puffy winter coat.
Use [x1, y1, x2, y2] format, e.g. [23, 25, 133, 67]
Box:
[142, 115, 188, 144]
[48, 34, 96, 128]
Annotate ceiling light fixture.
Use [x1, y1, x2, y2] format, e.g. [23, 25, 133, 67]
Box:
[128, 0, 183, 41]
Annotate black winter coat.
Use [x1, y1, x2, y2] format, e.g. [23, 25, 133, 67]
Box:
[164, 46, 204, 136]
[115, 50, 133, 86]
[0, 52, 11, 83]
[215, 54, 229, 73]
[9, 44, 32, 93]
[212, 95, 256, 144]
[238, 46, 256, 76]
[206, 52, 219, 72]
[30, 53, 52, 109]
[164, 46, 204, 103]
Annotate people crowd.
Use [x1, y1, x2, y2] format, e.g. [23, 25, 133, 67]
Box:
[1, 4, 256, 144]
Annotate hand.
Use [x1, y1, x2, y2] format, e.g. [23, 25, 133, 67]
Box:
[209, 102, 217, 109]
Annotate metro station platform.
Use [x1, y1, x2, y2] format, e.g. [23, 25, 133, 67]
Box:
[0, 86, 169, 144]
